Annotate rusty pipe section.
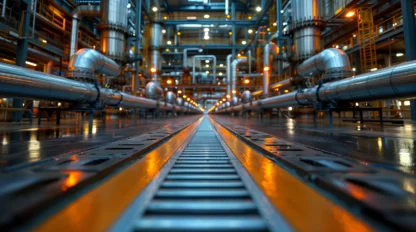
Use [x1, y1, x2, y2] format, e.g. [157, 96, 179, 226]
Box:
[67, 48, 120, 79]
[297, 48, 353, 80]
[217, 60, 416, 113]
[263, 43, 278, 98]
[70, 4, 100, 57]
[0, 62, 200, 113]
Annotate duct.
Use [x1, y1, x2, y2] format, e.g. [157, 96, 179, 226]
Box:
[231, 57, 247, 99]
[263, 43, 277, 98]
[297, 48, 353, 80]
[67, 48, 120, 79]
[70, 4, 101, 58]
[0, 62, 200, 113]
[220, 60, 416, 113]
[226, 54, 232, 96]
[98, 0, 128, 61]
[192, 55, 217, 84]
[291, 0, 323, 61]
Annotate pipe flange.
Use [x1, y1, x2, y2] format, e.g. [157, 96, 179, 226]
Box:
[97, 22, 128, 33]
[290, 18, 326, 31]
[65, 70, 96, 83]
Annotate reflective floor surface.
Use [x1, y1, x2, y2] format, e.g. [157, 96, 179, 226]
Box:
[0, 115, 200, 169]
[212, 115, 416, 176]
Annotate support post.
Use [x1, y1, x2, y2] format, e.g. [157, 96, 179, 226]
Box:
[12, 1, 31, 122]
[401, 0, 416, 121]
[134, 0, 142, 90]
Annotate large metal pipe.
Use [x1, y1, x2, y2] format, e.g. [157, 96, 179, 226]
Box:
[226, 54, 232, 96]
[291, 0, 323, 61]
[297, 48, 352, 80]
[263, 43, 277, 98]
[67, 48, 120, 79]
[183, 48, 201, 68]
[192, 55, 217, 84]
[98, 0, 128, 61]
[70, 4, 100, 58]
[231, 57, 247, 98]
[145, 22, 163, 82]
[220, 61, 416, 112]
[0, 62, 199, 113]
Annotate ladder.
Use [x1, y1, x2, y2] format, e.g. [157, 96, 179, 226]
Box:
[357, 7, 377, 72]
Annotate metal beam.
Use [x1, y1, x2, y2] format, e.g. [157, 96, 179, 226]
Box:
[255, 0, 271, 25]
[163, 20, 258, 26]
[163, 3, 248, 11]
[165, 44, 249, 49]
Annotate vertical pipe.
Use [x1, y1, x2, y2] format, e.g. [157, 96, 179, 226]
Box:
[231, 1, 236, 58]
[134, 0, 142, 90]
[277, 0, 283, 75]
[12, 1, 31, 122]
[248, 50, 251, 74]
[1, 0, 7, 17]
[226, 54, 232, 96]
[213, 56, 216, 84]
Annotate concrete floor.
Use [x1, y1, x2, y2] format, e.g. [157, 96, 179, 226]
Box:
[0, 115, 200, 169]
[211, 115, 416, 176]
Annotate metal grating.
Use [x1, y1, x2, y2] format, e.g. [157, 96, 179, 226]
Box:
[133, 119, 271, 232]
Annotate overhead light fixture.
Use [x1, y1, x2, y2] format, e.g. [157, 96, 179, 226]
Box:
[226, 14, 231, 19]
[183, 95, 187, 98]
[127, 3, 131, 8]
[232, 90, 236, 94]
[204, 14, 210, 18]
[205, 64, 209, 67]
[164, 16, 168, 20]
[152, 6, 158, 12]
[228, 31, 232, 35]
[150, 67, 157, 73]
[273, 22, 277, 26]
[167, 80, 172, 84]
[244, 79, 250, 84]
[205, 60, 210, 63]
[167, 40, 172, 45]
[370, 68, 378, 72]
[177, 31, 181, 35]
[219, 64, 224, 67]
[288, 107, 293, 111]
[248, 16, 252, 20]
[198, 49, 203, 52]
[346, 10, 355, 18]
[187, 16, 197, 20]
[162, 29, 166, 34]
[396, 53, 404, 57]
[219, 72, 223, 75]
[263, 66, 270, 71]
[204, 28, 210, 32]
[178, 90, 182, 94]
[256, 6, 261, 12]
[206, 71, 209, 74]
[41, 39, 47, 43]
[248, 29, 253, 34]
[204, 35, 210, 40]
[242, 40, 246, 45]
[26, 61, 37, 67]
[352, 67, 356, 72]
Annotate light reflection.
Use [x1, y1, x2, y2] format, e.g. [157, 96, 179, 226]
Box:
[403, 179, 415, 194]
[2, 137, 8, 145]
[28, 131, 40, 161]
[399, 148, 412, 167]
[61, 171, 83, 191]
[377, 137, 382, 152]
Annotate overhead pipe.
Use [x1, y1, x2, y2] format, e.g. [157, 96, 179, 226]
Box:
[296, 48, 353, 80]
[183, 48, 201, 68]
[0, 62, 200, 113]
[192, 55, 217, 84]
[70, 4, 101, 57]
[218, 61, 416, 113]
[67, 48, 120, 79]
[1, 0, 6, 18]
[263, 43, 278, 98]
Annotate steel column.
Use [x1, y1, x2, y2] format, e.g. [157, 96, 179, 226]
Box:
[12, 1, 31, 122]
[401, 0, 416, 121]
[134, 0, 142, 90]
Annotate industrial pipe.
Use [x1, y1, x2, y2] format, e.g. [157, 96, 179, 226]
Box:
[67, 48, 120, 79]
[231, 56, 247, 98]
[192, 55, 217, 84]
[183, 48, 201, 68]
[219, 61, 416, 112]
[70, 4, 100, 57]
[297, 48, 353, 80]
[0, 62, 200, 113]
[226, 54, 232, 96]
[263, 43, 278, 98]
[1, 0, 6, 18]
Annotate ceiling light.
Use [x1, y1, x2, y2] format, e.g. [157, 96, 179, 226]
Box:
[204, 35, 210, 40]
[352, 67, 356, 72]
[256, 6, 261, 12]
[162, 29, 166, 34]
[187, 16, 197, 20]
[198, 49, 203, 52]
[177, 31, 181, 35]
[273, 22, 277, 26]
[219, 64, 224, 67]
[205, 60, 210, 63]
[396, 53, 404, 57]
[248, 16, 252, 20]
[370, 68, 378, 72]
[241, 40, 246, 45]
[204, 28, 210, 32]
[244, 79, 250, 84]
[204, 14, 210, 18]
[150, 67, 157, 73]
[206, 71, 209, 74]
[152, 7, 158, 12]
[218, 72, 223, 75]
[127, 3, 131, 8]
[228, 31, 232, 35]
[164, 16, 168, 20]
[167, 80, 172, 84]
[178, 90, 182, 94]
[205, 64, 209, 67]
[167, 40, 172, 45]
[226, 14, 231, 19]
[346, 10, 355, 18]
[248, 29, 253, 34]
[26, 61, 37, 67]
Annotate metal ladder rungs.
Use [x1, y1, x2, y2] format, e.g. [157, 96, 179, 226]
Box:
[165, 174, 241, 180]
[161, 180, 245, 188]
[156, 188, 250, 198]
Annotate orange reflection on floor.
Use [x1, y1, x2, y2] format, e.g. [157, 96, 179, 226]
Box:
[61, 171, 83, 191]
[35, 117, 202, 232]
[210, 118, 374, 232]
